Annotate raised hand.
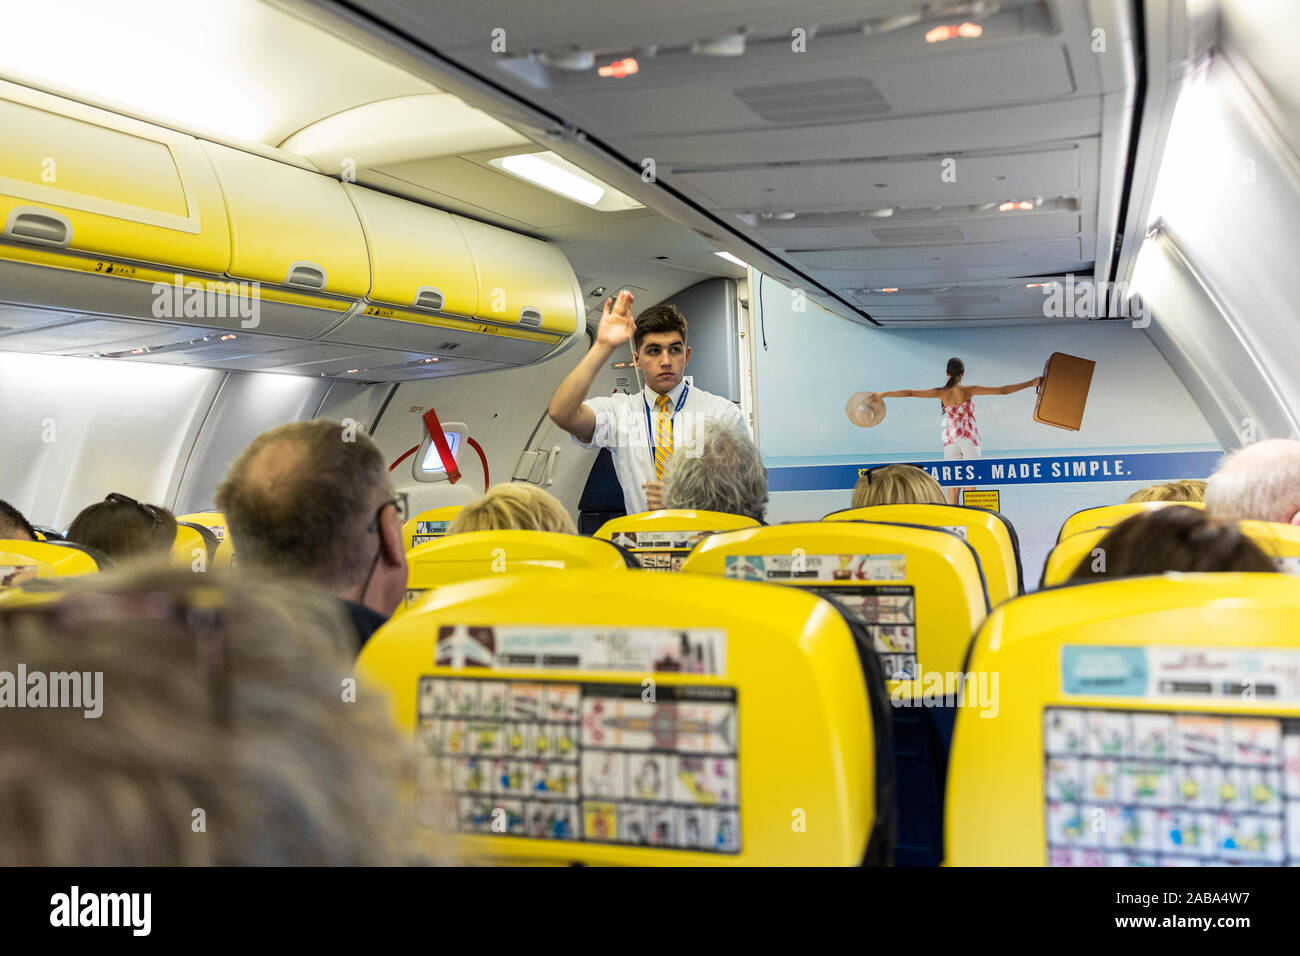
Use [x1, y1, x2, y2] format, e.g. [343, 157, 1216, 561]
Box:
[642, 480, 665, 511]
[867, 392, 883, 405]
[1033, 377, 1043, 388]
[596, 289, 636, 349]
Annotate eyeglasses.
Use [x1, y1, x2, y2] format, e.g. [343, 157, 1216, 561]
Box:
[105, 492, 165, 526]
[367, 492, 409, 533]
[858, 466, 890, 484]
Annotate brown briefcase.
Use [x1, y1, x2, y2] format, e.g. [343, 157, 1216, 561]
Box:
[1034, 352, 1095, 430]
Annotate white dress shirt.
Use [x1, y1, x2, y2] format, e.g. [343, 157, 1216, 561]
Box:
[572, 378, 748, 514]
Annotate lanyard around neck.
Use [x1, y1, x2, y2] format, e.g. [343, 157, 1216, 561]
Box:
[643, 383, 689, 463]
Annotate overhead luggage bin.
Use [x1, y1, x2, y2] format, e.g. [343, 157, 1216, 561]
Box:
[0, 82, 230, 276]
[343, 183, 477, 317]
[455, 217, 580, 337]
[326, 185, 579, 365]
[200, 141, 370, 300]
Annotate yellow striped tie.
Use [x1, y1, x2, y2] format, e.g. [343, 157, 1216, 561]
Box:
[654, 393, 674, 480]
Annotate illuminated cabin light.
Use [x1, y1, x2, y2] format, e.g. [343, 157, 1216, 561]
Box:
[715, 251, 748, 267]
[346, 369, 358, 374]
[597, 57, 639, 78]
[423, 357, 438, 363]
[926, 22, 983, 43]
[1025, 283, 1051, 288]
[881, 287, 899, 293]
[498, 153, 605, 206]
[999, 200, 1037, 212]
[131, 348, 144, 354]
[220, 334, 236, 340]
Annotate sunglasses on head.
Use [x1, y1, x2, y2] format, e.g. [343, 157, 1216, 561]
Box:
[105, 492, 165, 526]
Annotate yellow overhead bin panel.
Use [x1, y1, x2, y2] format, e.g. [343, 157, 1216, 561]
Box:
[344, 183, 477, 317]
[456, 217, 580, 336]
[201, 141, 370, 299]
[0, 83, 230, 275]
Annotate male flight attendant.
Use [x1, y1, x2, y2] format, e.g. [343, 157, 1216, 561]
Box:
[548, 290, 747, 514]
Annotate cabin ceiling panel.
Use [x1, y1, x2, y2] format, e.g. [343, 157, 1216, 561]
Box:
[674, 146, 1083, 211]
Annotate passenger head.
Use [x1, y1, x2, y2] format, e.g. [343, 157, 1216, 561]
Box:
[0, 566, 416, 865]
[632, 303, 690, 395]
[0, 499, 37, 541]
[215, 420, 407, 617]
[65, 493, 176, 562]
[850, 464, 946, 509]
[943, 357, 965, 388]
[448, 483, 577, 534]
[1205, 439, 1300, 525]
[663, 422, 768, 521]
[1067, 505, 1277, 582]
[1125, 479, 1207, 503]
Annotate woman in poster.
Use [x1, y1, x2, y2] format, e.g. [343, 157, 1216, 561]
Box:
[869, 358, 1041, 504]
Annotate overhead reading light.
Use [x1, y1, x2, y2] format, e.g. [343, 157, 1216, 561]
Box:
[715, 251, 748, 267]
[220, 334, 236, 341]
[881, 287, 899, 293]
[926, 22, 983, 42]
[868, 208, 895, 218]
[597, 57, 639, 78]
[489, 151, 644, 211]
[691, 33, 746, 56]
[999, 200, 1038, 212]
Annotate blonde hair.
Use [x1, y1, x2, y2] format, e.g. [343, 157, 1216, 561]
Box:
[850, 465, 947, 508]
[448, 483, 577, 535]
[1126, 479, 1207, 503]
[0, 566, 417, 865]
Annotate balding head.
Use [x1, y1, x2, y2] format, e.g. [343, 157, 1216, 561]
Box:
[216, 421, 394, 593]
[1205, 438, 1300, 525]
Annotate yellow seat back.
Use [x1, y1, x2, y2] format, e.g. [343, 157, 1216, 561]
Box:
[176, 511, 228, 541]
[357, 568, 893, 865]
[680, 521, 987, 699]
[945, 573, 1300, 865]
[402, 530, 633, 613]
[824, 503, 1022, 606]
[0, 539, 102, 582]
[1057, 500, 1204, 543]
[594, 510, 761, 571]
[171, 523, 213, 569]
[403, 506, 464, 551]
[1042, 518, 1300, 587]
[1241, 520, 1300, 573]
[1040, 528, 1109, 587]
[212, 536, 235, 568]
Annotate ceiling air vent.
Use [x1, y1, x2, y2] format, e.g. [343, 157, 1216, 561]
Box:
[871, 225, 965, 243]
[734, 76, 891, 125]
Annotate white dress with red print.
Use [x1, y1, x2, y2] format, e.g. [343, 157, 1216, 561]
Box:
[942, 399, 981, 460]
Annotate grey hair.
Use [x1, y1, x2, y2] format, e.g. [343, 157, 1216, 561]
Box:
[1205, 440, 1300, 524]
[664, 421, 767, 521]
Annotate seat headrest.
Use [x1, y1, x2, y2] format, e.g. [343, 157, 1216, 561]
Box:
[595, 510, 761, 572]
[946, 573, 1300, 866]
[359, 568, 894, 865]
